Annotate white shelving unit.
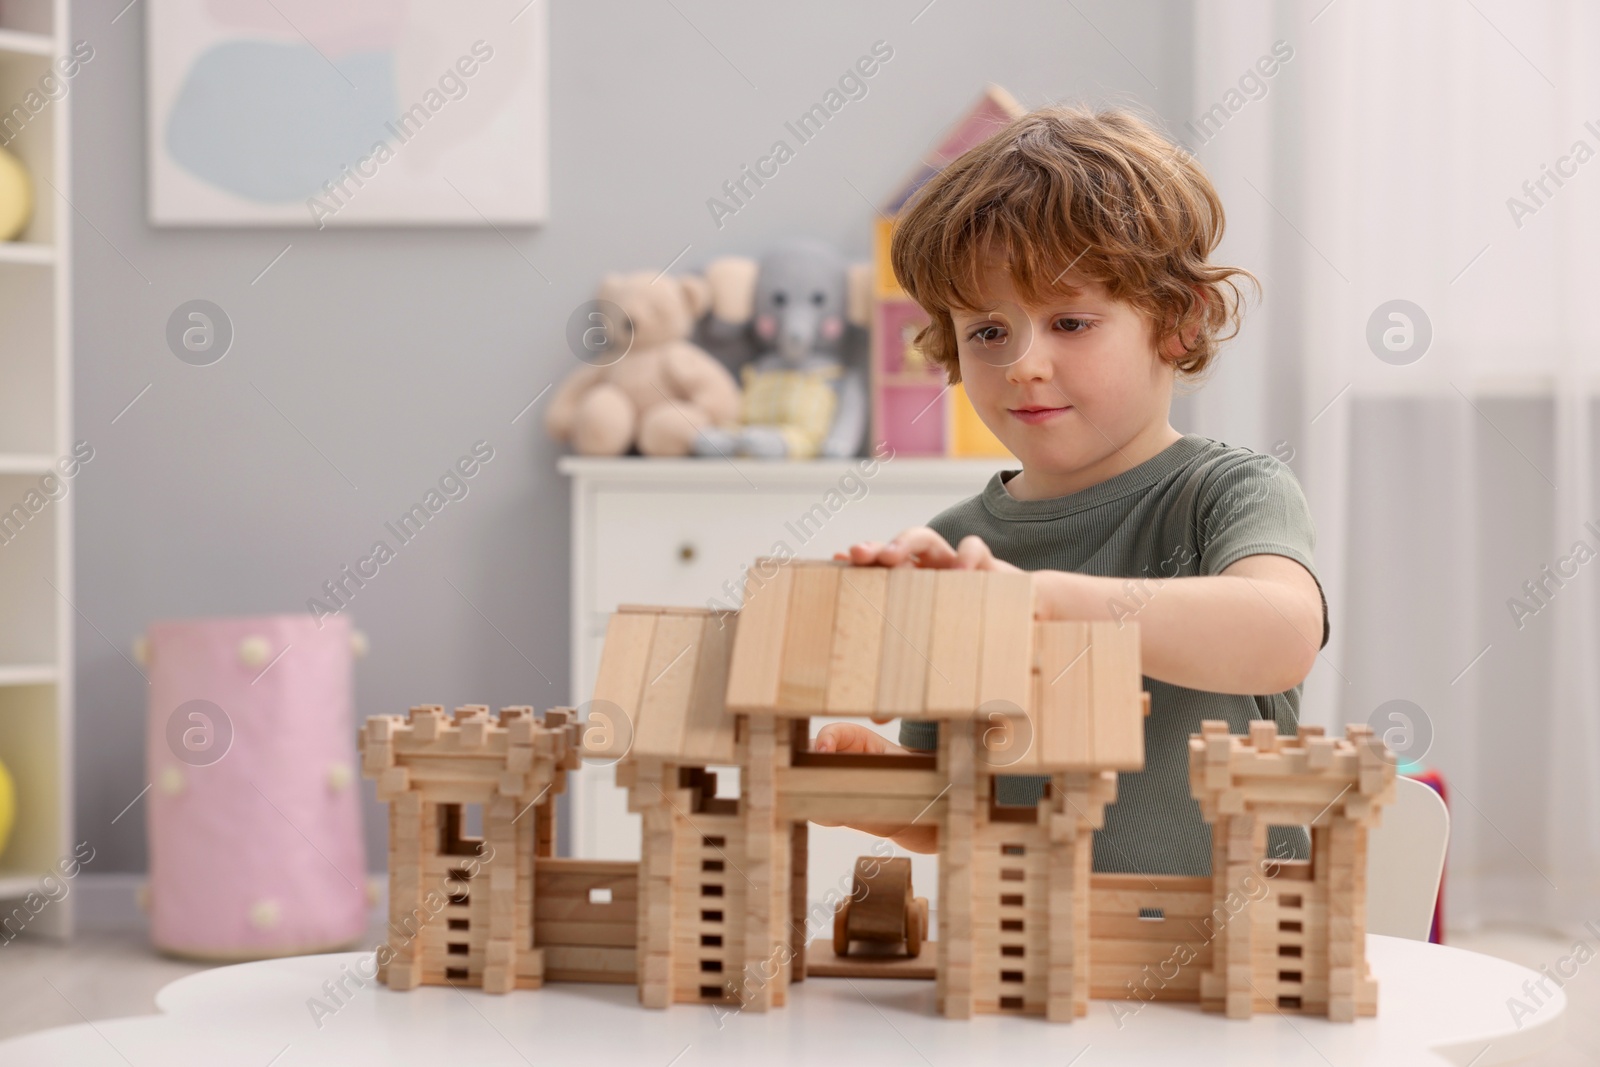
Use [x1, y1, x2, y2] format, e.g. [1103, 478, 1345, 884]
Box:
[0, 0, 72, 937]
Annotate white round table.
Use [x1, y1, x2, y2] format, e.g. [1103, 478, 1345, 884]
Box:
[0, 935, 1563, 1066]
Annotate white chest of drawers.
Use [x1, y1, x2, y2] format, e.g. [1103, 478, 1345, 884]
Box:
[558, 452, 1005, 862]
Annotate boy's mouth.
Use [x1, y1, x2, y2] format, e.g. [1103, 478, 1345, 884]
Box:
[1008, 404, 1072, 425]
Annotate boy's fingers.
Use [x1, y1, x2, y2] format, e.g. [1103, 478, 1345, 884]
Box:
[955, 535, 987, 569]
[843, 529, 961, 569]
[814, 724, 862, 753]
[813, 723, 888, 755]
[955, 534, 1022, 573]
[847, 541, 886, 565]
[886, 527, 958, 568]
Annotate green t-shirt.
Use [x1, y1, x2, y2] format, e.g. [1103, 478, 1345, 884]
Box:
[899, 433, 1327, 876]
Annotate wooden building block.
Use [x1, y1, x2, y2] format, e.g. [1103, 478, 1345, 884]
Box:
[681, 612, 738, 764]
[924, 570, 985, 716]
[1087, 622, 1143, 770]
[1247, 719, 1278, 753]
[778, 563, 842, 710]
[1036, 621, 1092, 769]
[876, 567, 938, 717]
[460, 717, 490, 748]
[976, 571, 1034, 712]
[410, 705, 444, 741]
[789, 821, 809, 981]
[825, 566, 888, 715]
[362, 717, 396, 774]
[725, 560, 794, 713]
[591, 612, 658, 761]
[632, 613, 702, 758]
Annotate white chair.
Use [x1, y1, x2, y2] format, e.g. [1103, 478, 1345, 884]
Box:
[1365, 775, 1450, 940]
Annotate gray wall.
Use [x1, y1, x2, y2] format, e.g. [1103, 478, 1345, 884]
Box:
[69, 0, 1193, 872]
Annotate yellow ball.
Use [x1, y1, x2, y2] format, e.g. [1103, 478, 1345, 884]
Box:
[0, 755, 15, 860]
[0, 146, 34, 242]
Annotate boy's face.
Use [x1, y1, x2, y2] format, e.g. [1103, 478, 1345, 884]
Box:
[951, 257, 1177, 487]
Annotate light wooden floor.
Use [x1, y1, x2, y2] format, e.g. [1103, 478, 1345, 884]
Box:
[1, 919, 1595, 1063]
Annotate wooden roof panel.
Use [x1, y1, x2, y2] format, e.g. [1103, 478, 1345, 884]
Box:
[611, 560, 1147, 773]
[723, 558, 792, 713]
[825, 566, 888, 715]
[681, 611, 738, 763]
[923, 569, 985, 717]
[875, 566, 938, 717]
[976, 570, 1034, 712]
[589, 611, 656, 764]
[631, 612, 702, 759]
[777, 562, 840, 711]
[1088, 621, 1144, 771]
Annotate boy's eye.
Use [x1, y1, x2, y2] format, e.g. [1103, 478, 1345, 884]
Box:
[968, 325, 1007, 347]
[1056, 317, 1092, 333]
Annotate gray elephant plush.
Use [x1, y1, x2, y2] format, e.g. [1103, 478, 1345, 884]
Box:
[693, 239, 870, 460]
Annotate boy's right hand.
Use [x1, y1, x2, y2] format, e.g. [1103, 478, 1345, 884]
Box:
[835, 526, 1023, 576]
[808, 723, 939, 854]
[834, 526, 959, 569]
[811, 721, 897, 754]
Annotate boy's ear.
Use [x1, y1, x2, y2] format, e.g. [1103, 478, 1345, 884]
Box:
[1160, 288, 1207, 361]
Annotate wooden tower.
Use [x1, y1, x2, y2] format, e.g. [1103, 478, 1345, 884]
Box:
[1189, 719, 1396, 1021]
[361, 704, 580, 992]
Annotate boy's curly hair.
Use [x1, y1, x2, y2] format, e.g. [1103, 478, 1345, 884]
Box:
[889, 104, 1257, 384]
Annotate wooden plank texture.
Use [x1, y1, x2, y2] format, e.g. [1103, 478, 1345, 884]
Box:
[779, 563, 842, 711]
[1089, 622, 1144, 770]
[632, 613, 703, 759]
[725, 560, 794, 713]
[589, 612, 657, 763]
[825, 566, 888, 715]
[683, 611, 738, 763]
[876, 567, 938, 716]
[1036, 621, 1092, 770]
[976, 571, 1034, 712]
[924, 570, 986, 716]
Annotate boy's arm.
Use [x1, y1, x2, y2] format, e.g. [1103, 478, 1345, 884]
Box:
[1035, 553, 1323, 695]
[807, 722, 939, 853]
[843, 528, 1323, 695]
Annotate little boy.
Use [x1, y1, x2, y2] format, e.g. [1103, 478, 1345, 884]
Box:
[814, 105, 1327, 877]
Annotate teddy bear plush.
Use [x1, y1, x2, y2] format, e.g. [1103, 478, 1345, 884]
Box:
[546, 272, 741, 457]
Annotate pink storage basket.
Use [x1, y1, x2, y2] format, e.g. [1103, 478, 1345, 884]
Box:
[143, 614, 366, 959]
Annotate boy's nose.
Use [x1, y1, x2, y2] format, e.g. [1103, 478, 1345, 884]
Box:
[1003, 328, 1054, 383]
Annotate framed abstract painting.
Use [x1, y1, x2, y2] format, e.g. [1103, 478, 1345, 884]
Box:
[147, 0, 547, 226]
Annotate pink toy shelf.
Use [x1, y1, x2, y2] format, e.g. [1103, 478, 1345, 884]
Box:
[870, 85, 1023, 460]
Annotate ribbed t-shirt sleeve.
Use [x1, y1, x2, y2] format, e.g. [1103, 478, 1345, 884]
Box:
[1196, 454, 1330, 649]
[899, 718, 938, 752]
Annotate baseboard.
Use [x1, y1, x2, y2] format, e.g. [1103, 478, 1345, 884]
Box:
[74, 872, 147, 933]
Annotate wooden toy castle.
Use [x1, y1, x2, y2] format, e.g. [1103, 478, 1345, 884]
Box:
[361, 560, 1395, 1022]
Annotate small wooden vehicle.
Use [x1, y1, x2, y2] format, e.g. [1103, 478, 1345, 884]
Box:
[832, 856, 930, 959]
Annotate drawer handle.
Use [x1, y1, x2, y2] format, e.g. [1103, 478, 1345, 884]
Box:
[678, 542, 697, 563]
